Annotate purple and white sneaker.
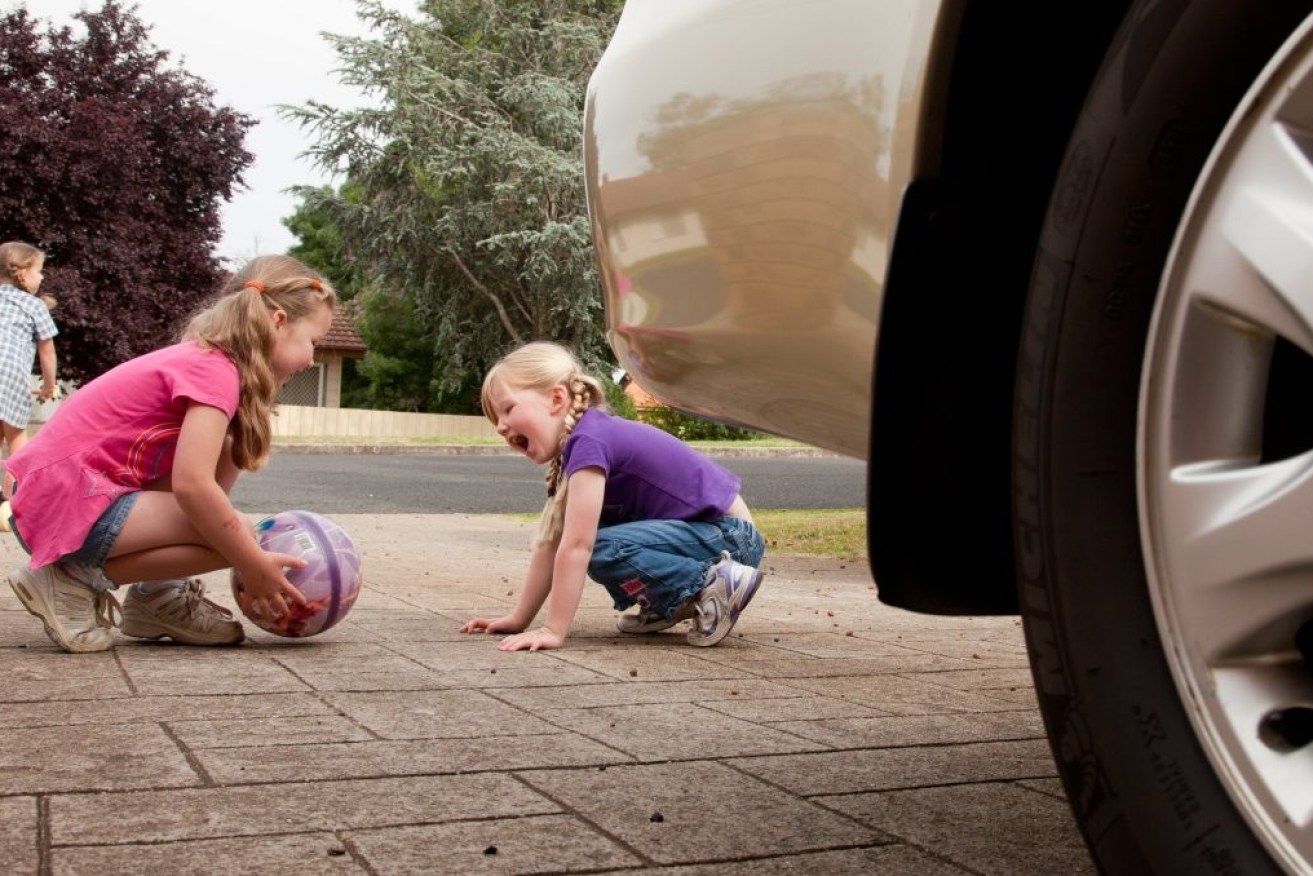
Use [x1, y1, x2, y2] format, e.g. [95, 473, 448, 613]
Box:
[686, 552, 763, 647]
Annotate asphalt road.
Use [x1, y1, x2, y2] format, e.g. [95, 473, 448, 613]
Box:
[229, 452, 866, 514]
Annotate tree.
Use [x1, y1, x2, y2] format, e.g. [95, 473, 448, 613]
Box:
[353, 288, 449, 412]
[0, 1, 253, 382]
[287, 0, 620, 408]
[284, 183, 437, 411]
[284, 183, 365, 303]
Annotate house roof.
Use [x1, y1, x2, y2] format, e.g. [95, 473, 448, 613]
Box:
[316, 306, 367, 357]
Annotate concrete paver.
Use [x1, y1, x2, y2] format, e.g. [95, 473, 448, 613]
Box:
[0, 512, 1095, 874]
[821, 784, 1096, 876]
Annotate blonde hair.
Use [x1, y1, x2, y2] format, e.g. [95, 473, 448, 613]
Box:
[0, 241, 43, 287]
[183, 255, 336, 471]
[481, 341, 607, 545]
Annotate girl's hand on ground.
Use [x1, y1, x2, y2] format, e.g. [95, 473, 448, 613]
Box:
[497, 627, 564, 652]
[460, 615, 524, 635]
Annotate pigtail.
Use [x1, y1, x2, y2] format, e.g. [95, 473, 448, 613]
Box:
[184, 255, 336, 471]
[481, 341, 611, 549]
[227, 287, 279, 469]
[537, 372, 606, 546]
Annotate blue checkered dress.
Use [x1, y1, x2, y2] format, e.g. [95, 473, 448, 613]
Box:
[0, 283, 57, 429]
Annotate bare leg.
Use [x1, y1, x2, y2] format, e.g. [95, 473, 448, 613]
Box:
[104, 544, 230, 586]
[112, 439, 250, 646]
[2, 421, 25, 499]
[101, 491, 256, 585]
[102, 438, 249, 585]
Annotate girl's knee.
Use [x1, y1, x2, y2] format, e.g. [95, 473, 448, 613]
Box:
[723, 520, 765, 567]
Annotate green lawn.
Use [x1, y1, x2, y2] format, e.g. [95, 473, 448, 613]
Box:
[754, 508, 866, 560]
[503, 508, 865, 561]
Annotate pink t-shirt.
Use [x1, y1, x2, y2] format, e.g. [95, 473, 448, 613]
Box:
[7, 340, 240, 567]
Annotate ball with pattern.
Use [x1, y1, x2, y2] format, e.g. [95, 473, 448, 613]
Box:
[231, 510, 362, 637]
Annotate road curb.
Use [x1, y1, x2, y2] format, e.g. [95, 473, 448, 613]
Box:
[271, 443, 848, 459]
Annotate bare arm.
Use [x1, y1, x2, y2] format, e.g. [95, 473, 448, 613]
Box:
[460, 540, 555, 635]
[34, 338, 55, 400]
[514, 543, 557, 625]
[172, 403, 305, 617]
[497, 467, 604, 652]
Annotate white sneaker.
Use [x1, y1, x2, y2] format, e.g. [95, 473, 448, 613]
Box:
[121, 579, 245, 646]
[616, 600, 696, 634]
[8, 564, 119, 653]
[686, 552, 764, 647]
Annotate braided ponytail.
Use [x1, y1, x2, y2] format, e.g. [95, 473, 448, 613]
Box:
[480, 342, 608, 546]
[538, 373, 607, 543]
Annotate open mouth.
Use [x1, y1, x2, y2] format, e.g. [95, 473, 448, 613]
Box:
[509, 434, 529, 453]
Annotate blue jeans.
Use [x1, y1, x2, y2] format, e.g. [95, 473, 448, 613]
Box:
[589, 517, 765, 619]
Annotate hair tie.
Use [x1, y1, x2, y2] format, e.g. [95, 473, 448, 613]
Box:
[309, 278, 323, 291]
[243, 280, 266, 295]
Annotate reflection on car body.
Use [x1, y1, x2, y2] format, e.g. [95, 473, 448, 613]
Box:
[584, 0, 938, 458]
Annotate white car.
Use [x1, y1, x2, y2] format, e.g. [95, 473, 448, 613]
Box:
[584, 1, 1313, 872]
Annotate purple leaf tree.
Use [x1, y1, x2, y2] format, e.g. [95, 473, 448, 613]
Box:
[0, 1, 254, 382]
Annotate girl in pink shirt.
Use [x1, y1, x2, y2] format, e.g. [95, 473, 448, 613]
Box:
[5, 255, 337, 653]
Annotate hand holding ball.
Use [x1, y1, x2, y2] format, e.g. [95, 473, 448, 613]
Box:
[232, 510, 362, 638]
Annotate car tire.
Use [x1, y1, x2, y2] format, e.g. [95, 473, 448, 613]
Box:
[1015, 1, 1313, 872]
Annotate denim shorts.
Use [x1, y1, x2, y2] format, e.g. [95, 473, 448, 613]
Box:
[64, 491, 139, 569]
[12, 490, 139, 575]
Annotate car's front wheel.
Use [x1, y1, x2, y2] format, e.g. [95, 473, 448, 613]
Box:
[1016, 0, 1313, 871]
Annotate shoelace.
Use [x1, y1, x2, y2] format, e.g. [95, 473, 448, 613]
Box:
[181, 578, 235, 622]
[94, 591, 123, 631]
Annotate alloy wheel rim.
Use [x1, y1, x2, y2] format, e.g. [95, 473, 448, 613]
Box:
[1140, 15, 1313, 871]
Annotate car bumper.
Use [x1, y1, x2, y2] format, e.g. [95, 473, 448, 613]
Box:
[583, 0, 950, 458]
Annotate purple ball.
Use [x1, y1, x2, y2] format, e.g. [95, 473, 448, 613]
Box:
[231, 510, 362, 638]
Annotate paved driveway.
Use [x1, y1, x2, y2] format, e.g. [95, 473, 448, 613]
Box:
[0, 514, 1093, 874]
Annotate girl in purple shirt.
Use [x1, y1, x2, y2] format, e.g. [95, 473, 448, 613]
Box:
[461, 341, 766, 651]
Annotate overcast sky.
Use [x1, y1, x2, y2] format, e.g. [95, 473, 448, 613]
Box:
[22, 0, 416, 265]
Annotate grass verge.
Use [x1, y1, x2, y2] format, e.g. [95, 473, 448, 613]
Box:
[754, 508, 866, 560]
[505, 508, 866, 561]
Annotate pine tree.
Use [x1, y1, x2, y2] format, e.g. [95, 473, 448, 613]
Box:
[287, 0, 621, 405]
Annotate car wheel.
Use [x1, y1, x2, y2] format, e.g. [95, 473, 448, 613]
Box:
[1015, 1, 1313, 872]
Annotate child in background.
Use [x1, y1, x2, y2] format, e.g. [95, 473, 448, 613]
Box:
[461, 341, 765, 651]
[5, 255, 336, 653]
[0, 242, 59, 503]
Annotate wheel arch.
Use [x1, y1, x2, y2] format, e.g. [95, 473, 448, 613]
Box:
[866, 0, 1134, 614]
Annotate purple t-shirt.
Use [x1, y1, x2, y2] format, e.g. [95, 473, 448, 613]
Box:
[562, 409, 741, 526]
